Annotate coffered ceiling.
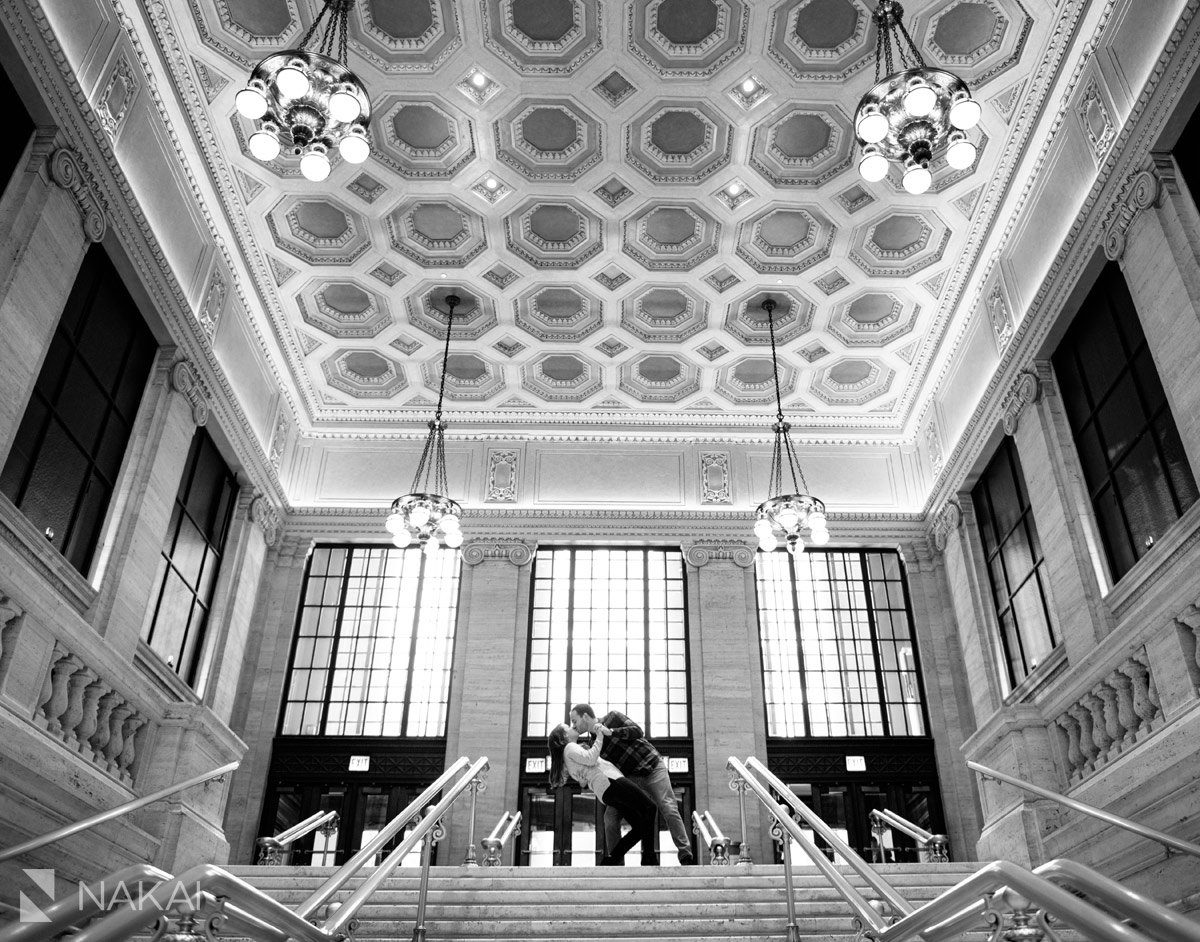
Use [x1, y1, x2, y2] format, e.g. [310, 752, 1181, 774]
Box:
[137, 0, 1065, 440]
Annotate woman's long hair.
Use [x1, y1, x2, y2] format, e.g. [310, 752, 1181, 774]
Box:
[547, 724, 570, 789]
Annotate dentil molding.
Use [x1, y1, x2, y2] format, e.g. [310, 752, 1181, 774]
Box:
[47, 147, 106, 243]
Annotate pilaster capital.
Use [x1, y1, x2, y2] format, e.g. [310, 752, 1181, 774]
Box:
[1103, 163, 1166, 262]
[248, 492, 281, 546]
[683, 542, 755, 569]
[1001, 368, 1044, 436]
[274, 533, 314, 564]
[461, 539, 535, 567]
[47, 147, 106, 243]
[929, 498, 963, 554]
[169, 359, 211, 426]
[898, 540, 938, 573]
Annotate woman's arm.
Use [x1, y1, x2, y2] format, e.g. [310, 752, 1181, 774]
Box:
[565, 736, 603, 768]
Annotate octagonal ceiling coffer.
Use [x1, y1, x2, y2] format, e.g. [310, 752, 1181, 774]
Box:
[405, 281, 498, 340]
[515, 284, 603, 340]
[483, 0, 601, 74]
[507, 198, 603, 268]
[392, 105, 452, 151]
[794, 0, 860, 48]
[512, 0, 576, 40]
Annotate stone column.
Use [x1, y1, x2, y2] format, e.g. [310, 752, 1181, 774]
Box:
[195, 490, 275, 725]
[1105, 159, 1200, 479]
[0, 142, 100, 460]
[899, 541, 983, 858]
[1004, 366, 1115, 658]
[683, 542, 770, 863]
[221, 534, 313, 864]
[90, 358, 209, 658]
[440, 539, 534, 866]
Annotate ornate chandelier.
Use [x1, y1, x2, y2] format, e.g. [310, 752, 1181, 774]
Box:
[234, 0, 371, 182]
[753, 299, 829, 554]
[385, 295, 464, 556]
[853, 0, 980, 195]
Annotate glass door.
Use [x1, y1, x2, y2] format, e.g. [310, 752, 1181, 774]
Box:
[518, 785, 604, 866]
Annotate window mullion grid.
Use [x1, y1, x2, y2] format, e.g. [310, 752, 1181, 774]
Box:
[985, 474, 1028, 686]
[400, 548, 427, 736]
[643, 549, 652, 737]
[564, 549, 576, 725]
[788, 552, 812, 738]
[861, 551, 890, 737]
[319, 547, 355, 735]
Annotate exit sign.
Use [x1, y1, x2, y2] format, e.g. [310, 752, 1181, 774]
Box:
[845, 755, 866, 772]
[348, 755, 370, 771]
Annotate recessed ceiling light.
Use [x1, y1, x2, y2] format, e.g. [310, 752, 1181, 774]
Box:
[727, 182, 742, 196]
[471, 71, 487, 88]
[741, 78, 757, 94]
[485, 177, 499, 190]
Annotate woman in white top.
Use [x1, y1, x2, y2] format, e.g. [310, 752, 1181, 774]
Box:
[548, 722, 659, 865]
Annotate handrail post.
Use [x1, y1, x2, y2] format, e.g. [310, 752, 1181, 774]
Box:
[461, 772, 486, 867]
[869, 811, 888, 864]
[256, 837, 284, 865]
[728, 777, 753, 864]
[771, 818, 801, 942]
[412, 805, 444, 942]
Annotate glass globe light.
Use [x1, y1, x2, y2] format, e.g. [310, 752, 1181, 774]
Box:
[759, 533, 779, 552]
[441, 513, 461, 532]
[385, 512, 405, 535]
[741, 78, 757, 94]
[275, 64, 310, 100]
[470, 71, 487, 88]
[946, 137, 977, 170]
[409, 504, 431, 528]
[444, 529, 464, 549]
[810, 527, 830, 546]
[950, 96, 982, 130]
[777, 506, 801, 531]
[300, 146, 331, 182]
[338, 134, 370, 164]
[856, 109, 889, 145]
[859, 150, 889, 183]
[235, 86, 269, 120]
[329, 89, 362, 124]
[391, 530, 413, 549]
[753, 518, 773, 539]
[248, 129, 281, 162]
[903, 164, 932, 195]
[904, 82, 937, 117]
[807, 511, 826, 532]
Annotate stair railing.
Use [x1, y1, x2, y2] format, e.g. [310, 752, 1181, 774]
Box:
[742, 756, 913, 919]
[256, 810, 340, 865]
[0, 761, 238, 864]
[969, 760, 1200, 859]
[481, 811, 521, 866]
[691, 810, 731, 865]
[868, 808, 950, 863]
[2, 757, 485, 942]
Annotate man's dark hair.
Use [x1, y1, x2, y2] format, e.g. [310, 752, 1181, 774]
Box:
[571, 703, 596, 719]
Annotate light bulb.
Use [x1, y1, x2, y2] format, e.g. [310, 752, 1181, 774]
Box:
[392, 530, 413, 549]
[329, 89, 362, 124]
[409, 504, 431, 528]
[950, 96, 981, 130]
[727, 182, 742, 196]
[275, 64, 310, 100]
[441, 513, 460, 532]
[759, 533, 778, 552]
[444, 529, 464, 548]
[810, 527, 830, 546]
[946, 137, 977, 170]
[777, 507, 801, 531]
[235, 86, 269, 119]
[807, 511, 826, 531]
[903, 165, 932, 194]
[423, 538, 440, 558]
[300, 148, 331, 182]
[903, 83, 936, 117]
[856, 110, 889, 145]
[484, 177, 499, 190]
[470, 71, 487, 88]
[338, 134, 370, 164]
[859, 151, 889, 183]
[385, 512, 404, 535]
[753, 518, 773, 539]
[248, 129, 281, 162]
[741, 78, 757, 94]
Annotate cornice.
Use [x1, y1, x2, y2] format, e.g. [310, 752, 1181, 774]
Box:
[297, 428, 912, 448]
[921, 0, 1200, 518]
[3, 0, 288, 512]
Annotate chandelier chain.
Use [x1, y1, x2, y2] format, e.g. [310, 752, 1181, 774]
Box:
[434, 297, 458, 422]
[300, 0, 352, 63]
[763, 299, 809, 497]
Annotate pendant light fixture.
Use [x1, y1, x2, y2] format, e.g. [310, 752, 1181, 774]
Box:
[385, 295, 464, 556]
[854, 0, 980, 194]
[235, 0, 372, 181]
[753, 299, 829, 554]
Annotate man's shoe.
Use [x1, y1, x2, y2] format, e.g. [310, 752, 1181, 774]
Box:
[678, 850, 697, 866]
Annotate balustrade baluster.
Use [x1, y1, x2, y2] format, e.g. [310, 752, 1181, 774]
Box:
[117, 714, 146, 782]
[1055, 713, 1085, 779]
[104, 703, 133, 773]
[40, 653, 82, 735]
[1119, 658, 1156, 734]
[75, 681, 108, 759]
[1093, 684, 1122, 760]
[90, 690, 119, 762]
[1083, 692, 1113, 758]
[60, 666, 98, 747]
[1108, 670, 1138, 747]
[1067, 703, 1099, 772]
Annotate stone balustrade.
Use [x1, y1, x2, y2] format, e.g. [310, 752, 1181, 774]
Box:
[33, 640, 153, 785]
[1051, 648, 1162, 784]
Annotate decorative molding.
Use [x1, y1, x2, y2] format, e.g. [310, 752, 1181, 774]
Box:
[485, 449, 519, 503]
[699, 452, 731, 504]
[683, 542, 755, 569]
[249, 493, 281, 546]
[1078, 77, 1115, 160]
[930, 498, 963, 553]
[197, 268, 226, 343]
[47, 147, 106, 242]
[268, 410, 290, 470]
[925, 418, 945, 478]
[169, 359, 210, 426]
[97, 54, 137, 140]
[1001, 368, 1042, 436]
[1103, 165, 1164, 261]
[988, 280, 1013, 352]
[461, 540, 535, 567]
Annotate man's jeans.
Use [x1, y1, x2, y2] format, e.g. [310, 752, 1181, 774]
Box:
[604, 759, 690, 856]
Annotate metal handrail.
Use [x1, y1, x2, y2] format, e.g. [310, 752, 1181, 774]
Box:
[728, 757, 889, 937]
[923, 858, 1200, 942]
[296, 755, 471, 918]
[481, 811, 521, 866]
[691, 810, 731, 865]
[868, 808, 950, 862]
[743, 755, 913, 918]
[0, 761, 238, 863]
[969, 760, 1200, 859]
[257, 810, 339, 864]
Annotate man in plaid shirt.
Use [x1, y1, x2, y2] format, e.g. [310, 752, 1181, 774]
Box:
[570, 703, 696, 865]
